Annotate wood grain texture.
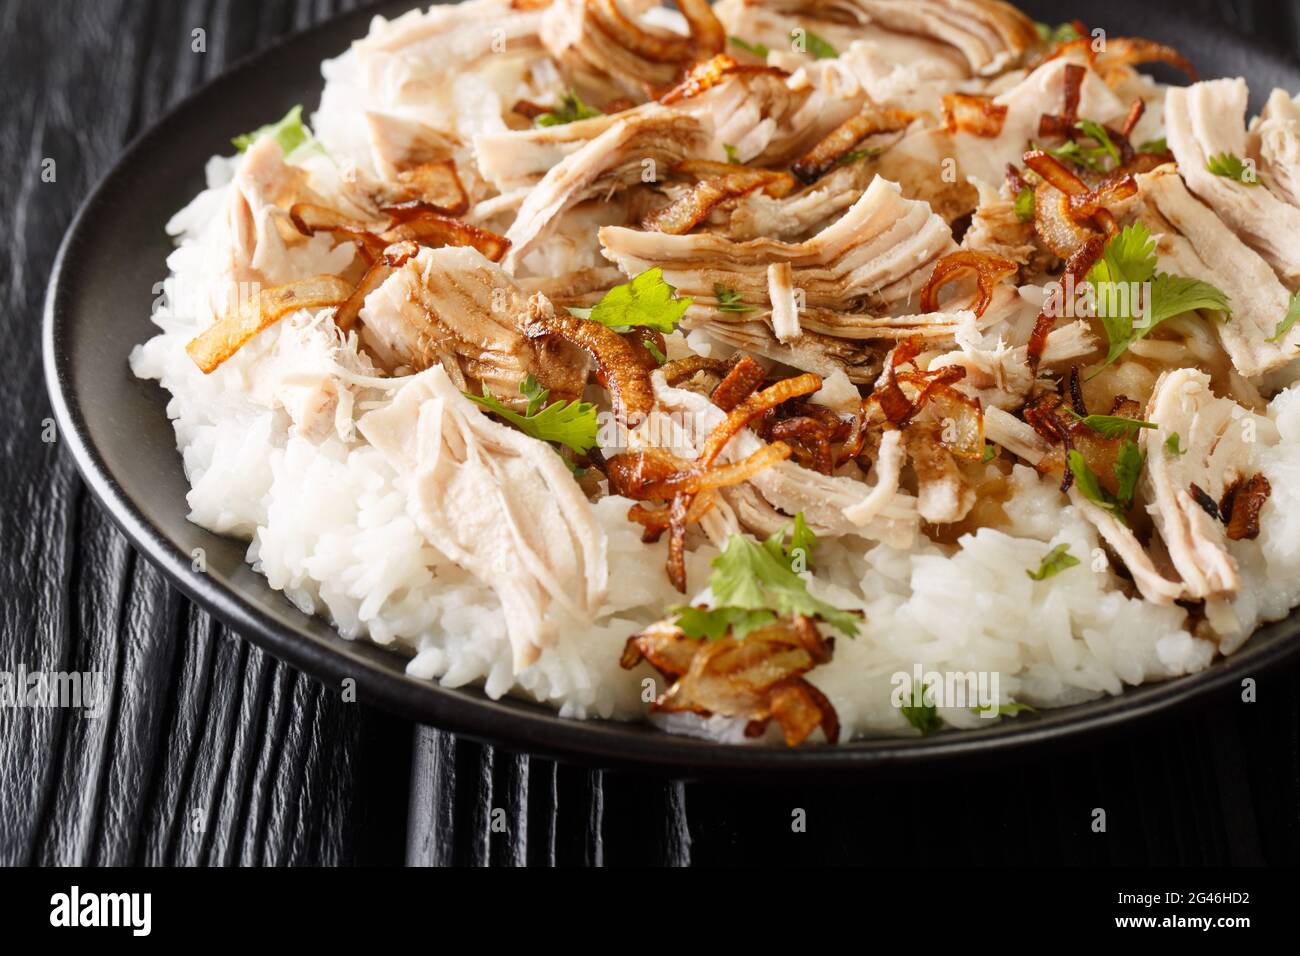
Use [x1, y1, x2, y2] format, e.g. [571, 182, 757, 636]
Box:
[2, 0, 1300, 868]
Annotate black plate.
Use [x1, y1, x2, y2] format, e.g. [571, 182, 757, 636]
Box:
[43, 0, 1300, 772]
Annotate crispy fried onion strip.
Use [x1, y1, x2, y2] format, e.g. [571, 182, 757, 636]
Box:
[185, 275, 353, 373]
[593, 0, 724, 65]
[1037, 63, 1087, 139]
[658, 54, 787, 105]
[1026, 235, 1104, 372]
[613, 370, 821, 590]
[1098, 37, 1197, 82]
[867, 338, 984, 460]
[522, 299, 655, 427]
[1025, 392, 1141, 492]
[289, 201, 511, 262]
[942, 93, 1008, 138]
[1221, 473, 1271, 541]
[333, 241, 421, 334]
[792, 107, 916, 183]
[642, 162, 797, 234]
[621, 615, 839, 746]
[1023, 150, 1135, 258]
[919, 250, 1017, 317]
[389, 160, 469, 216]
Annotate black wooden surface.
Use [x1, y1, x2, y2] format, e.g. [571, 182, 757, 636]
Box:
[3, 0, 1300, 867]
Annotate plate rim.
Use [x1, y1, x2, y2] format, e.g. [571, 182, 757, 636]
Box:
[41, 0, 1300, 773]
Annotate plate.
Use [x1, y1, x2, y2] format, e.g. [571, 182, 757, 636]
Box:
[43, 0, 1300, 772]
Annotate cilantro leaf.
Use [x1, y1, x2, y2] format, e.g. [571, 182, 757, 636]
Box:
[714, 284, 755, 313]
[729, 35, 770, 58]
[723, 143, 740, 164]
[974, 700, 1036, 717]
[1039, 137, 1106, 172]
[673, 605, 775, 641]
[1068, 448, 1134, 523]
[1206, 152, 1258, 185]
[681, 531, 859, 639]
[585, 268, 692, 333]
[797, 27, 838, 59]
[1266, 292, 1300, 343]
[1026, 543, 1080, 581]
[901, 681, 942, 734]
[1014, 185, 1036, 223]
[1076, 119, 1121, 167]
[1164, 432, 1188, 457]
[1064, 409, 1157, 440]
[771, 512, 818, 572]
[1087, 222, 1230, 373]
[465, 374, 599, 456]
[836, 146, 879, 167]
[232, 105, 316, 157]
[1146, 272, 1232, 326]
[536, 89, 602, 128]
[1114, 439, 1145, 512]
[981, 442, 999, 463]
[1138, 137, 1168, 154]
[1035, 21, 1081, 44]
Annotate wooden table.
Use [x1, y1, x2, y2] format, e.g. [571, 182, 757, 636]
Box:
[3, 0, 1299, 867]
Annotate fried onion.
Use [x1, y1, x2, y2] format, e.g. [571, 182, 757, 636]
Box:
[185, 275, 353, 373]
[942, 93, 1008, 138]
[792, 107, 916, 183]
[919, 250, 1018, 317]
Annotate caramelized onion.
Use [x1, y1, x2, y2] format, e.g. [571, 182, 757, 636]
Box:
[1037, 63, 1087, 139]
[523, 298, 655, 427]
[1221, 474, 1271, 541]
[621, 616, 839, 746]
[185, 276, 353, 373]
[642, 164, 795, 235]
[792, 107, 916, 183]
[380, 212, 510, 262]
[391, 160, 469, 216]
[919, 250, 1017, 317]
[942, 93, 1008, 138]
[710, 354, 767, 411]
[658, 54, 786, 105]
[1099, 37, 1197, 82]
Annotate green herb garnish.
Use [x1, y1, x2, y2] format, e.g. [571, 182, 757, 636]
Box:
[1035, 21, 1082, 45]
[671, 518, 858, 641]
[573, 267, 692, 333]
[1266, 292, 1300, 343]
[1026, 543, 1080, 581]
[729, 35, 770, 58]
[1068, 440, 1145, 523]
[901, 681, 942, 734]
[723, 143, 740, 164]
[232, 104, 316, 157]
[714, 284, 755, 313]
[1138, 137, 1168, 154]
[798, 28, 838, 59]
[1064, 409, 1157, 440]
[1088, 222, 1231, 373]
[1014, 185, 1036, 223]
[465, 374, 599, 456]
[1164, 432, 1188, 457]
[1206, 152, 1258, 185]
[535, 89, 602, 128]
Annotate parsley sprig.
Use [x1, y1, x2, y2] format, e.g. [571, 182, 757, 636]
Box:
[1087, 222, 1231, 374]
[465, 374, 599, 458]
[1068, 441, 1145, 524]
[536, 89, 602, 128]
[232, 104, 320, 158]
[1206, 152, 1258, 185]
[1027, 543, 1080, 581]
[568, 268, 692, 333]
[671, 516, 857, 641]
